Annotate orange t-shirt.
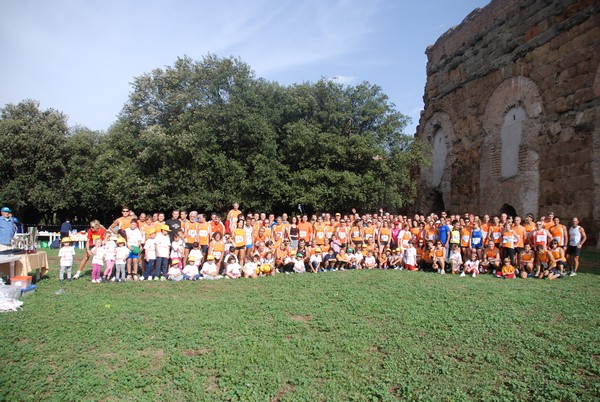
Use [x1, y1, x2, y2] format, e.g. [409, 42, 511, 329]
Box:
[198, 222, 210, 246]
[184, 221, 200, 244]
[297, 222, 313, 242]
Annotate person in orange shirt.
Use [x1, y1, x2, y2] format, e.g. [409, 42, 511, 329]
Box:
[460, 224, 472, 261]
[543, 211, 555, 231]
[232, 219, 247, 264]
[183, 211, 200, 265]
[109, 206, 133, 234]
[518, 243, 535, 278]
[535, 244, 559, 280]
[500, 222, 517, 265]
[549, 239, 567, 276]
[548, 216, 568, 249]
[512, 216, 526, 261]
[481, 241, 500, 274]
[501, 258, 516, 279]
[523, 213, 536, 246]
[378, 220, 391, 256]
[480, 214, 491, 245]
[227, 202, 242, 235]
[487, 216, 503, 248]
[196, 214, 211, 255]
[313, 216, 327, 246]
[207, 232, 225, 271]
[432, 241, 446, 274]
[335, 220, 350, 248]
[350, 219, 364, 249]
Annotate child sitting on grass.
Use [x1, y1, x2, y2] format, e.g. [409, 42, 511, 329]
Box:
[243, 254, 259, 278]
[182, 256, 200, 280]
[167, 261, 183, 281]
[448, 244, 463, 275]
[501, 257, 516, 279]
[461, 253, 480, 277]
[363, 250, 377, 269]
[201, 255, 222, 280]
[225, 255, 242, 279]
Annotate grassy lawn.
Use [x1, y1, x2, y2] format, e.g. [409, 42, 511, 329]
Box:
[1, 249, 599, 400]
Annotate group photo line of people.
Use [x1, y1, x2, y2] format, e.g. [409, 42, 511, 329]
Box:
[57, 203, 588, 282]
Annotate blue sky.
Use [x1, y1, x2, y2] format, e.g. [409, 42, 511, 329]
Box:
[0, 0, 490, 135]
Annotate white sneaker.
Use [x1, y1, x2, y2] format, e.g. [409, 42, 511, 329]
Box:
[111, 277, 116, 282]
[154, 277, 159, 281]
[460, 272, 466, 277]
[440, 270, 445, 275]
[569, 271, 577, 277]
[139, 277, 145, 281]
[73, 272, 80, 279]
[160, 276, 166, 281]
[133, 275, 139, 281]
[472, 272, 477, 278]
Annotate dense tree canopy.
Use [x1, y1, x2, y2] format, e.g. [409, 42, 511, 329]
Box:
[0, 55, 428, 224]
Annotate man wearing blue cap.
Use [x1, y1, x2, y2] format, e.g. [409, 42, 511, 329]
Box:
[0, 207, 16, 251]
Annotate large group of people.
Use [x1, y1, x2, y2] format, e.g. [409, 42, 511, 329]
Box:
[57, 204, 588, 282]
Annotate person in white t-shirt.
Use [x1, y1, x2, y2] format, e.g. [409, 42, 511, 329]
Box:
[124, 219, 143, 280]
[182, 256, 200, 280]
[188, 242, 204, 267]
[462, 253, 480, 278]
[403, 240, 417, 271]
[155, 225, 172, 280]
[90, 239, 105, 283]
[225, 255, 242, 279]
[142, 228, 157, 280]
[363, 250, 377, 269]
[243, 254, 259, 278]
[114, 238, 130, 282]
[293, 253, 306, 273]
[102, 232, 117, 281]
[58, 237, 76, 281]
[201, 255, 222, 280]
[309, 248, 323, 272]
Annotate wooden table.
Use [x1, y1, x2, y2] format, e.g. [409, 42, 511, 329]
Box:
[0, 252, 49, 280]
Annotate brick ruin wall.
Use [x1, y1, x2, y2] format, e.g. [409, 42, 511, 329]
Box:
[415, 0, 600, 247]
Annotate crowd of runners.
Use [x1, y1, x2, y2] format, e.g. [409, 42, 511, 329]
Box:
[57, 204, 588, 282]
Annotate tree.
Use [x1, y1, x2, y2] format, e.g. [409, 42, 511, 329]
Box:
[0, 100, 70, 222]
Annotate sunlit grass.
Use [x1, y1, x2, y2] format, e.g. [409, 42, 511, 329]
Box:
[1, 249, 599, 400]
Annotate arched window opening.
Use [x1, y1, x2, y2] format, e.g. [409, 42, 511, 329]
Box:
[501, 107, 526, 178]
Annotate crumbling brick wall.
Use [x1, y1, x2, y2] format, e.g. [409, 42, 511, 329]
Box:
[416, 0, 600, 247]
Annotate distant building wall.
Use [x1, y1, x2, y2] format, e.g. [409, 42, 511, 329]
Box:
[416, 0, 600, 247]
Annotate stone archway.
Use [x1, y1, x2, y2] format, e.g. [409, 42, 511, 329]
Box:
[481, 76, 543, 218]
[422, 111, 456, 212]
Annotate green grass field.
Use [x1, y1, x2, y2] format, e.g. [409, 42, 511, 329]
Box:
[1, 249, 599, 401]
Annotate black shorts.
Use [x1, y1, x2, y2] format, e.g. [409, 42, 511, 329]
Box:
[235, 246, 244, 251]
[566, 245, 581, 256]
[185, 243, 194, 250]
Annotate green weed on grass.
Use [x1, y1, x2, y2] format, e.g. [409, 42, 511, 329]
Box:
[1, 253, 599, 400]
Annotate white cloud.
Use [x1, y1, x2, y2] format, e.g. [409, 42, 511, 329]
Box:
[327, 75, 357, 85]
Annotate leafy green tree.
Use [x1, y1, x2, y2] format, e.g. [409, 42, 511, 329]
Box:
[0, 100, 70, 222]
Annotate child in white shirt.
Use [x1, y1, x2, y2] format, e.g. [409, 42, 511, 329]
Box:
[243, 254, 258, 278]
[167, 262, 183, 281]
[293, 253, 306, 273]
[182, 256, 200, 280]
[462, 253, 480, 278]
[90, 239, 105, 283]
[114, 238, 130, 282]
[58, 237, 76, 281]
[448, 244, 463, 275]
[201, 255, 222, 280]
[225, 255, 242, 279]
[403, 241, 417, 271]
[102, 232, 117, 281]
